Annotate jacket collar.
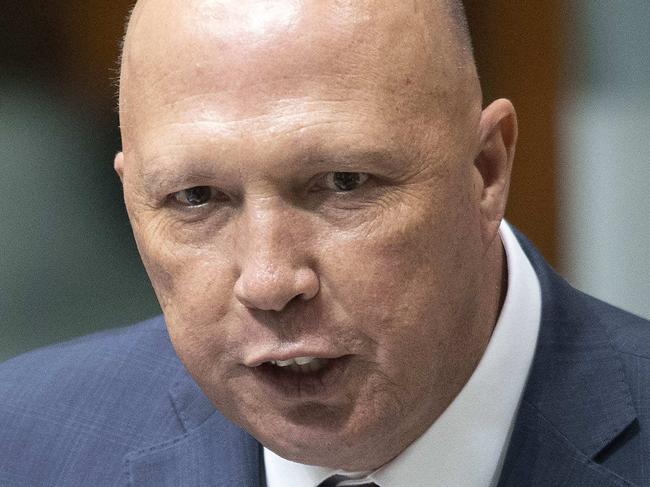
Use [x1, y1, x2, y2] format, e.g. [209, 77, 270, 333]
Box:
[498, 228, 637, 486]
[125, 228, 637, 486]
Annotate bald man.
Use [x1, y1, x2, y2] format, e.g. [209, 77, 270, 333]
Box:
[2, 1, 650, 486]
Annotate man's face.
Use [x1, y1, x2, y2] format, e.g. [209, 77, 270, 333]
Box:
[118, 0, 503, 470]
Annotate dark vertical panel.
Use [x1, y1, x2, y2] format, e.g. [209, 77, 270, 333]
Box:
[0, 0, 159, 361]
[466, 2, 563, 265]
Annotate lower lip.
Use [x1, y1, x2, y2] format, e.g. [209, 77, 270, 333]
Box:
[252, 356, 352, 398]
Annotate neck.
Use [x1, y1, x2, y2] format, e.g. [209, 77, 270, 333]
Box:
[474, 232, 509, 358]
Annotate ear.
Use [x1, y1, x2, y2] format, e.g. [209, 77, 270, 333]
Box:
[114, 152, 125, 183]
[474, 98, 518, 246]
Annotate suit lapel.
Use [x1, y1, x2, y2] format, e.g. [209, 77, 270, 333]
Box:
[125, 365, 264, 487]
[498, 230, 638, 486]
[498, 402, 634, 487]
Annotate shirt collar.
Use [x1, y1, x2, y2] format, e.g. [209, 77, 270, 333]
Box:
[264, 221, 542, 487]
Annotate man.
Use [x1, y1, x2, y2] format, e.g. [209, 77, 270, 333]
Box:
[1, 1, 649, 485]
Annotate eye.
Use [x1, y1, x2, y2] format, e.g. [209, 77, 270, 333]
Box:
[323, 172, 370, 192]
[172, 186, 223, 207]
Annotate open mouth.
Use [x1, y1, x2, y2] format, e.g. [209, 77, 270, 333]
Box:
[254, 356, 350, 397]
[268, 356, 330, 373]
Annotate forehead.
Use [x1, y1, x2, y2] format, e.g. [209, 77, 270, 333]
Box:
[122, 0, 463, 127]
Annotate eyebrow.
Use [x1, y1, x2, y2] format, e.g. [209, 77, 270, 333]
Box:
[141, 148, 403, 194]
[296, 148, 403, 171]
[141, 159, 224, 195]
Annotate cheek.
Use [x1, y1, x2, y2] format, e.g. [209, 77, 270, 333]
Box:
[138, 245, 177, 308]
[317, 197, 481, 375]
[132, 217, 238, 363]
[319, 199, 454, 313]
[132, 210, 230, 305]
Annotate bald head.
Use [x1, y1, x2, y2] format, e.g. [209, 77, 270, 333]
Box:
[119, 0, 473, 61]
[445, 0, 472, 47]
[118, 0, 480, 139]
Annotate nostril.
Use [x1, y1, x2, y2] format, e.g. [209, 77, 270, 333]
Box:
[234, 267, 319, 311]
[295, 268, 320, 301]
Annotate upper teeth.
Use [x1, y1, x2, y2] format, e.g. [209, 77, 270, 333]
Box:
[268, 357, 330, 373]
[271, 357, 316, 367]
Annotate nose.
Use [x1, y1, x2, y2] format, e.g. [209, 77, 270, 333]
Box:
[233, 204, 319, 312]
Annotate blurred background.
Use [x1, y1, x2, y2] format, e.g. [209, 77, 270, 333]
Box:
[1, 1, 649, 361]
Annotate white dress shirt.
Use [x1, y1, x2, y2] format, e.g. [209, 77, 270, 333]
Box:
[264, 221, 542, 487]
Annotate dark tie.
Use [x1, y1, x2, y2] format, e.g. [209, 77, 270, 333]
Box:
[317, 474, 379, 487]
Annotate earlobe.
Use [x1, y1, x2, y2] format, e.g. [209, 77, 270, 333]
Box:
[474, 99, 518, 244]
[114, 152, 125, 183]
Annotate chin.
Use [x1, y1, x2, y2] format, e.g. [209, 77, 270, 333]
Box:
[249, 405, 393, 470]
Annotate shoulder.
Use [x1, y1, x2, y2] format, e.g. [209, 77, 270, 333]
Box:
[543, 270, 650, 360]
[571, 289, 650, 383]
[587, 296, 650, 403]
[513, 224, 650, 357]
[0, 315, 182, 422]
[0, 316, 187, 485]
[585, 296, 650, 359]
[0, 315, 180, 399]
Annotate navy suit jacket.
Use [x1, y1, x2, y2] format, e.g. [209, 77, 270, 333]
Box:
[1, 230, 650, 486]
